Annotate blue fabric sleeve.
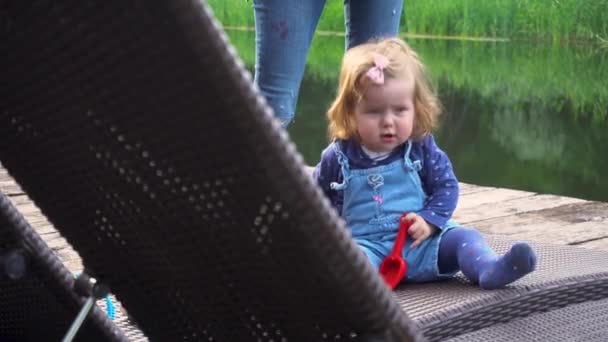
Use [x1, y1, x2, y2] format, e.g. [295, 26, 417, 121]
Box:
[312, 144, 344, 214]
[415, 135, 459, 229]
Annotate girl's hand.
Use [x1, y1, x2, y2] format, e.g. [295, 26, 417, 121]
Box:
[403, 213, 438, 248]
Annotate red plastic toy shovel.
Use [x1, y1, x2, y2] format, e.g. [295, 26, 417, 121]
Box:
[379, 215, 413, 289]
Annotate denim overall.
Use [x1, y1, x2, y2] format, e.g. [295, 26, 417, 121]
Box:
[331, 141, 456, 282]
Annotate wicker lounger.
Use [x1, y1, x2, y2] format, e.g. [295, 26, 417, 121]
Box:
[1, 1, 607, 341]
[399, 236, 608, 341]
[0, 192, 141, 341]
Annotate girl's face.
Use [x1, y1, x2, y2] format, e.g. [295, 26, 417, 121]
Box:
[354, 77, 415, 153]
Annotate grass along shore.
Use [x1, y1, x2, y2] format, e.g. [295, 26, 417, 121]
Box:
[208, 0, 608, 45]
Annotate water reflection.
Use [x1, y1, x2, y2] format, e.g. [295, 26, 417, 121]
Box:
[225, 30, 608, 202]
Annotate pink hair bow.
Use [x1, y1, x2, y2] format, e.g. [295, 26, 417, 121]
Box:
[366, 53, 389, 84]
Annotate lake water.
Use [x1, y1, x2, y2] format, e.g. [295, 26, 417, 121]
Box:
[225, 30, 608, 202]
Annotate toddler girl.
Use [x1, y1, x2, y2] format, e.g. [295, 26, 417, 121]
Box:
[313, 38, 536, 289]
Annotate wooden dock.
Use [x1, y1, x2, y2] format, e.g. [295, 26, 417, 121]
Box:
[1, 165, 608, 275]
[2, 163, 607, 340]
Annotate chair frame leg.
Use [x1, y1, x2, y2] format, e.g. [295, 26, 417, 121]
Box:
[62, 273, 110, 342]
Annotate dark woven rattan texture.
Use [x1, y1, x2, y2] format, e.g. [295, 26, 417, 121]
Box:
[0, 192, 127, 341]
[95, 294, 148, 341]
[395, 236, 608, 340]
[443, 297, 608, 342]
[0, 1, 420, 341]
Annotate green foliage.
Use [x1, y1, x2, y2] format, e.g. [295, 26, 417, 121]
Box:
[207, 0, 255, 27]
[207, 0, 608, 42]
[412, 40, 608, 122]
[225, 30, 608, 123]
[221, 30, 608, 201]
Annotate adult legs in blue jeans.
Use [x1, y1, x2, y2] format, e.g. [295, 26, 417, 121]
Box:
[253, 0, 404, 127]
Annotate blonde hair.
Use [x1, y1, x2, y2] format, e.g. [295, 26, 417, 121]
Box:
[327, 38, 441, 141]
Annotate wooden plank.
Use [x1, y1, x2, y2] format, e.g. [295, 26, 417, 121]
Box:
[457, 188, 535, 209]
[7, 194, 35, 206]
[454, 193, 586, 224]
[21, 216, 51, 227]
[471, 201, 608, 245]
[45, 235, 72, 249]
[0, 169, 24, 194]
[0, 180, 19, 188]
[478, 218, 608, 245]
[577, 238, 608, 251]
[0, 184, 23, 195]
[12, 202, 42, 215]
[459, 183, 495, 195]
[34, 224, 58, 235]
[56, 248, 82, 262]
[63, 260, 84, 274]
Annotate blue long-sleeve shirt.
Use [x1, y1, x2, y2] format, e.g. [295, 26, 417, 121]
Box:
[312, 135, 459, 229]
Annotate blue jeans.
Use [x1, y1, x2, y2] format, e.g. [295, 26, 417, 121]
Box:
[253, 0, 404, 127]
